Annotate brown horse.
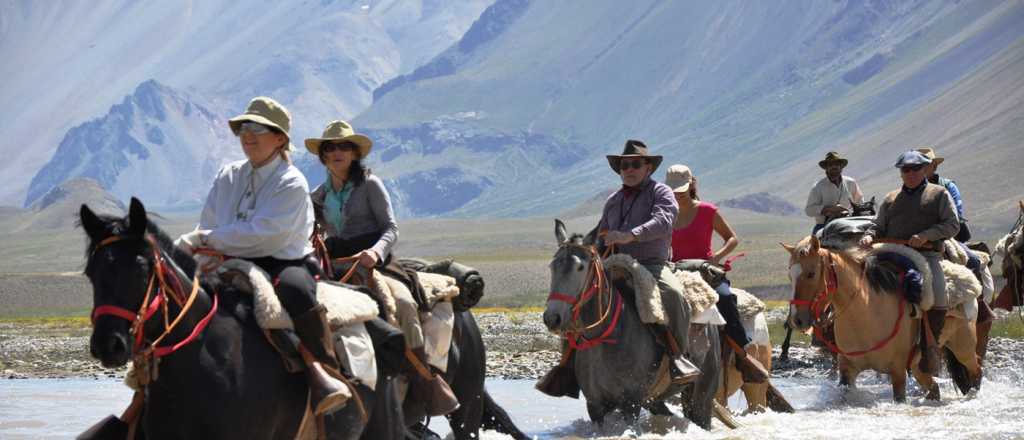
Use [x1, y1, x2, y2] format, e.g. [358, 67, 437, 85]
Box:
[782, 235, 981, 402]
[993, 200, 1024, 312]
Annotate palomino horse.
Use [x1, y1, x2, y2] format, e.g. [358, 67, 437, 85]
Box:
[543, 220, 722, 432]
[79, 198, 405, 439]
[326, 259, 527, 440]
[783, 235, 981, 401]
[716, 295, 773, 414]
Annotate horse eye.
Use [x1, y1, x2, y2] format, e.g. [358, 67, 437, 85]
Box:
[576, 263, 585, 272]
[806, 272, 815, 279]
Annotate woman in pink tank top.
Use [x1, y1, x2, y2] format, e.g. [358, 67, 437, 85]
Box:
[664, 164, 769, 383]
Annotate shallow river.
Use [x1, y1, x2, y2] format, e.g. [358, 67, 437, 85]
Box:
[2, 372, 1023, 439]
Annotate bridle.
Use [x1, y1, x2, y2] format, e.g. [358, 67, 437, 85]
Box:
[89, 233, 217, 384]
[789, 248, 905, 357]
[546, 243, 623, 351]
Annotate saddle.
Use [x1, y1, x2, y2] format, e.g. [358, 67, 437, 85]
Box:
[866, 244, 981, 320]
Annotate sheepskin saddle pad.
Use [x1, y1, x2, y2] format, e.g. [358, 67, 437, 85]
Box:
[867, 244, 980, 321]
[603, 254, 721, 326]
[733, 287, 765, 319]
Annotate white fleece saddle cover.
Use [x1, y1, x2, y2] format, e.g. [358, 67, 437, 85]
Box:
[368, 271, 458, 372]
[868, 244, 980, 321]
[216, 259, 379, 389]
[604, 254, 724, 326]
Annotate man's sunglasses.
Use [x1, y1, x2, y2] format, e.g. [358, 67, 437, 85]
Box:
[236, 122, 274, 136]
[900, 165, 924, 173]
[321, 142, 357, 153]
[620, 159, 647, 170]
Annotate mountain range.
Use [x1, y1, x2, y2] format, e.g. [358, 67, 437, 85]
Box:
[5, 0, 1023, 228]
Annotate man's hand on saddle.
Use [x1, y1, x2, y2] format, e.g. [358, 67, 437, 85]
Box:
[908, 235, 927, 248]
[604, 230, 637, 246]
[821, 205, 849, 218]
[174, 229, 211, 256]
[356, 249, 379, 268]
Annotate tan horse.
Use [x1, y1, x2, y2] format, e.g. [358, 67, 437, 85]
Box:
[716, 308, 772, 413]
[782, 235, 981, 401]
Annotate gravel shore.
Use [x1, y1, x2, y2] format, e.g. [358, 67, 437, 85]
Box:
[3, 313, 1022, 383]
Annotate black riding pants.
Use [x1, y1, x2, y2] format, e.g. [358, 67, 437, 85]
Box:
[243, 255, 321, 318]
[714, 280, 752, 347]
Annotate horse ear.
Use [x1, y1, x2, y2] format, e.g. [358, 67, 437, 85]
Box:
[79, 204, 105, 240]
[554, 219, 567, 244]
[780, 242, 796, 255]
[127, 197, 147, 236]
[870, 196, 876, 204]
[583, 226, 599, 246]
[809, 235, 821, 251]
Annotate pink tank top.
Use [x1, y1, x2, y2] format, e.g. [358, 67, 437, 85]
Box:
[671, 202, 717, 261]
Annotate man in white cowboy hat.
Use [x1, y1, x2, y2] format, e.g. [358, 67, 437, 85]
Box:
[537, 139, 701, 397]
[805, 151, 863, 234]
[859, 150, 960, 375]
[173, 97, 351, 416]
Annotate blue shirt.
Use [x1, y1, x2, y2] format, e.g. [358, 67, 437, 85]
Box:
[931, 174, 964, 220]
[323, 179, 354, 234]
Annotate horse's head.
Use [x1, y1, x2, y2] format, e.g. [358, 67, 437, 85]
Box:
[80, 198, 193, 368]
[543, 219, 598, 332]
[850, 196, 876, 217]
[781, 235, 828, 331]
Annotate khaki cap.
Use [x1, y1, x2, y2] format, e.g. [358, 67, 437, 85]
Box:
[228, 97, 294, 150]
[665, 164, 693, 193]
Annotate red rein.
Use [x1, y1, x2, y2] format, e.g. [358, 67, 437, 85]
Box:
[90, 234, 217, 359]
[789, 250, 905, 357]
[547, 245, 624, 352]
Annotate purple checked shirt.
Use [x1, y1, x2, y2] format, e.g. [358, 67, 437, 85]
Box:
[596, 177, 679, 265]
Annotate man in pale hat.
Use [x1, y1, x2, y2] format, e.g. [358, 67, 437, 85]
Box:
[859, 150, 960, 375]
[170, 97, 352, 415]
[805, 151, 863, 234]
[537, 140, 701, 398]
[918, 147, 970, 242]
[306, 120, 460, 416]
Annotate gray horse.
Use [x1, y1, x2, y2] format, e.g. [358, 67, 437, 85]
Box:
[543, 220, 722, 433]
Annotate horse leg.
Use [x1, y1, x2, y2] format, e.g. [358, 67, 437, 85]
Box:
[837, 356, 857, 389]
[621, 402, 643, 437]
[741, 382, 768, 414]
[586, 401, 610, 426]
[945, 319, 983, 392]
[890, 368, 908, 403]
[910, 360, 940, 401]
[446, 393, 483, 440]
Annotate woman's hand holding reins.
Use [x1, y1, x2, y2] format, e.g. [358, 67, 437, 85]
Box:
[356, 249, 379, 268]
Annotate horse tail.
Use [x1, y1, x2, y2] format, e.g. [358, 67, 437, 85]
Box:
[480, 388, 529, 440]
[863, 254, 903, 295]
[944, 346, 974, 395]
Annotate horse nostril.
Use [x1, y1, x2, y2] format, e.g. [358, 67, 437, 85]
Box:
[543, 312, 561, 330]
[106, 335, 127, 356]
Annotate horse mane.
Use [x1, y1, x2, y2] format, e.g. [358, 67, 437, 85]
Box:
[80, 213, 197, 277]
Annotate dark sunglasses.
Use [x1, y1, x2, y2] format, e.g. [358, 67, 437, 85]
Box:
[620, 159, 647, 170]
[321, 142, 357, 153]
[900, 165, 924, 173]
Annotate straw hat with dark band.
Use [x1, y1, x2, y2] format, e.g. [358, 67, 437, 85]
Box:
[916, 147, 945, 166]
[818, 151, 848, 169]
[304, 120, 373, 158]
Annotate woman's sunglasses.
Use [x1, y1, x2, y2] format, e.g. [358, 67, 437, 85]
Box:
[321, 142, 357, 153]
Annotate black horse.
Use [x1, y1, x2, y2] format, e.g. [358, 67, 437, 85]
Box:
[80, 198, 405, 439]
[326, 264, 528, 440]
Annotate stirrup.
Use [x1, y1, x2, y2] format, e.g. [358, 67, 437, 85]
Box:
[670, 356, 702, 385]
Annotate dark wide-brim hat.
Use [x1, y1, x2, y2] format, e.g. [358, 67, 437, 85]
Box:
[607, 139, 663, 174]
[818, 151, 849, 169]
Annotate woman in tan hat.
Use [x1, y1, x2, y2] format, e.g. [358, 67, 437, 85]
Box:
[173, 97, 350, 416]
[306, 120, 459, 416]
[665, 164, 770, 383]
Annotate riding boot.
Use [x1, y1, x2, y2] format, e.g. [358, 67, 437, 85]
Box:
[715, 295, 770, 383]
[294, 304, 352, 416]
[405, 346, 460, 416]
[920, 308, 946, 374]
[536, 343, 580, 398]
[658, 325, 701, 385]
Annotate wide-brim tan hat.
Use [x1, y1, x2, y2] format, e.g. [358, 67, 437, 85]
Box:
[665, 164, 693, 193]
[228, 96, 294, 151]
[916, 147, 944, 166]
[818, 151, 848, 169]
[305, 120, 373, 158]
[606, 139, 663, 174]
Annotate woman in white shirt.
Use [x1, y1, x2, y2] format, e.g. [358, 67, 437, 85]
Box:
[175, 97, 347, 416]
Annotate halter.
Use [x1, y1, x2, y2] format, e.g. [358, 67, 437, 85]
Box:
[789, 248, 905, 357]
[547, 243, 623, 351]
[89, 234, 217, 376]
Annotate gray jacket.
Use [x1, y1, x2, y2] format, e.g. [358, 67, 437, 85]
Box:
[310, 174, 398, 262]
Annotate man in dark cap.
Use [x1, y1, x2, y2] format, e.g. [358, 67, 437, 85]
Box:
[859, 150, 960, 374]
[805, 151, 863, 234]
[537, 140, 703, 398]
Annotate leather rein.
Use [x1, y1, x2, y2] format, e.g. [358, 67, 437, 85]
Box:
[789, 248, 905, 357]
[547, 243, 623, 351]
[89, 234, 217, 376]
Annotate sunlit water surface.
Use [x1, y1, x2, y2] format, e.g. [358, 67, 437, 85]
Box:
[3, 372, 1023, 439]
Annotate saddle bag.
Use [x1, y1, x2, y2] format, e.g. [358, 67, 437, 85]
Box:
[673, 259, 726, 288]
